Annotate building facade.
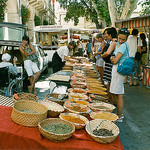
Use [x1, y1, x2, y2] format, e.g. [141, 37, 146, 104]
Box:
[5, 0, 55, 41]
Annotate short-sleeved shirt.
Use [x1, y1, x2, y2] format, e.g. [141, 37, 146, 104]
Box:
[97, 45, 102, 60]
[114, 42, 129, 64]
[57, 46, 69, 62]
[127, 35, 142, 57]
[86, 43, 92, 53]
[0, 62, 18, 75]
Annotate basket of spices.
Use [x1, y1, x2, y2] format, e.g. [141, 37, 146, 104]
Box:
[64, 101, 91, 116]
[70, 99, 89, 106]
[68, 88, 87, 94]
[38, 118, 75, 142]
[68, 93, 88, 101]
[90, 112, 118, 123]
[89, 102, 116, 113]
[89, 94, 108, 103]
[45, 93, 66, 105]
[85, 119, 120, 143]
[12, 93, 38, 103]
[39, 100, 64, 117]
[11, 100, 48, 127]
[59, 113, 89, 129]
[70, 81, 87, 89]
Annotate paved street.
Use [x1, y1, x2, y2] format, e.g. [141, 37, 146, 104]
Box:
[35, 67, 150, 150]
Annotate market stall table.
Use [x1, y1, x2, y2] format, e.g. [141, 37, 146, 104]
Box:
[0, 105, 123, 150]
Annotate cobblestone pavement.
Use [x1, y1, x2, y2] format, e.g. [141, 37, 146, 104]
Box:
[35, 68, 150, 150]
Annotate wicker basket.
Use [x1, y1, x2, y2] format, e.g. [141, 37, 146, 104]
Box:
[85, 119, 120, 143]
[64, 102, 91, 116]
[69, 99, 89, 106]
[89, 94, 109, 103]
[62, 66, 73, 70]
[90, 112, 118, 123]
[87, 89, 107, 96]
[70, 81, 87, 89]
[12, 93, 38, 103]
[87, 85, 107, 91]
[38, 118, 75, 142]
[39, 100, 64, 117]
[45, 93, 66, 105]
[68, 93, 88, 101]
[89, 102, 116, 113]
[11, 100, 48, 127]
[59, 113, 89, 129]
[68, 88, 87, 94]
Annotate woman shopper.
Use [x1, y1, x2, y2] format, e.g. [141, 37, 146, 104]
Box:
[52, 41, 77, 73]
[101, 27, 117, 104]
[110, 28, 130, 122]
[19, 35, 40, 95]
[140, 33, 147, 65]
[95, 33, 105, 81]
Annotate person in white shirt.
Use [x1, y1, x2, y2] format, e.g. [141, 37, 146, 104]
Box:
[0, 53, 18, 75]
[52, 41, 76, 73]
[127, 29, 142, 86]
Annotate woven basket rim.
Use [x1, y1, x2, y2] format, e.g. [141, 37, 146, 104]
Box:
[13, 92, 38, 100]
[64, 103, 91, 113]
[59, 112, 89, 126]
[38, 118, 75, 135]
[39, 99, 64, 112]
[13, 100, 48, 114]
[90, 102, 116, 110]
[45, 94, 66, 102]
[85, 119, 120, 138]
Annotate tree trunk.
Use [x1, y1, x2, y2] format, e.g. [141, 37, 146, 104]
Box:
[120, 0, 131, 20]
[126, 0, 139, 18]
[107, 0, 117, 27]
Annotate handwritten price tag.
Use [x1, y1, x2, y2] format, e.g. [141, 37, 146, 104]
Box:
[91, 94, 95, 98]
[73, 80, 76, 84]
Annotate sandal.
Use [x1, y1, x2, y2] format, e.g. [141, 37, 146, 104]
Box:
[117, 117, 123, 123]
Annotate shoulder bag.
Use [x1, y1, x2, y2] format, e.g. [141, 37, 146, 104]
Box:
[117, 43, 136, 76]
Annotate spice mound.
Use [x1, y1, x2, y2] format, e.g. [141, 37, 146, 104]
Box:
[61, 115, 85, 124]
[93, 128, 113, 136]
[92, 112, 117, 121]
[68, 105, 88, 112]
[93, 106, 109, 109]
[43, 123, 72, 134]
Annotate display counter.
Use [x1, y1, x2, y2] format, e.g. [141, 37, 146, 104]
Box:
[0, 105, 123, 150]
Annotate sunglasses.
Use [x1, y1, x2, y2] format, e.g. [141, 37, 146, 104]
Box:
[120, 28, 130, 34]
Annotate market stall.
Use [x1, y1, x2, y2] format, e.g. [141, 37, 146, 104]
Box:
[115, 14, 150, 87]
[0, 57, 124, 150]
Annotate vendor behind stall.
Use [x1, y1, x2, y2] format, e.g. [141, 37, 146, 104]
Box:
[52, 41, 76, 73]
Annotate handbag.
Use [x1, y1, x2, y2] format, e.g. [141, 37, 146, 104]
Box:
[117, 43, 136, 76]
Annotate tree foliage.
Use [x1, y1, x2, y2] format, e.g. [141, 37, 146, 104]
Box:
[0, 0, 8, 22]
[56, 0, 139, 28]
[57, 0, 110, 28]
[138, 0, 150, 15]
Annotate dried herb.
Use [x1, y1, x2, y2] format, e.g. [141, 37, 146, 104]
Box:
[43, 123, 72, 134]
[93, 128, 113, 136]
